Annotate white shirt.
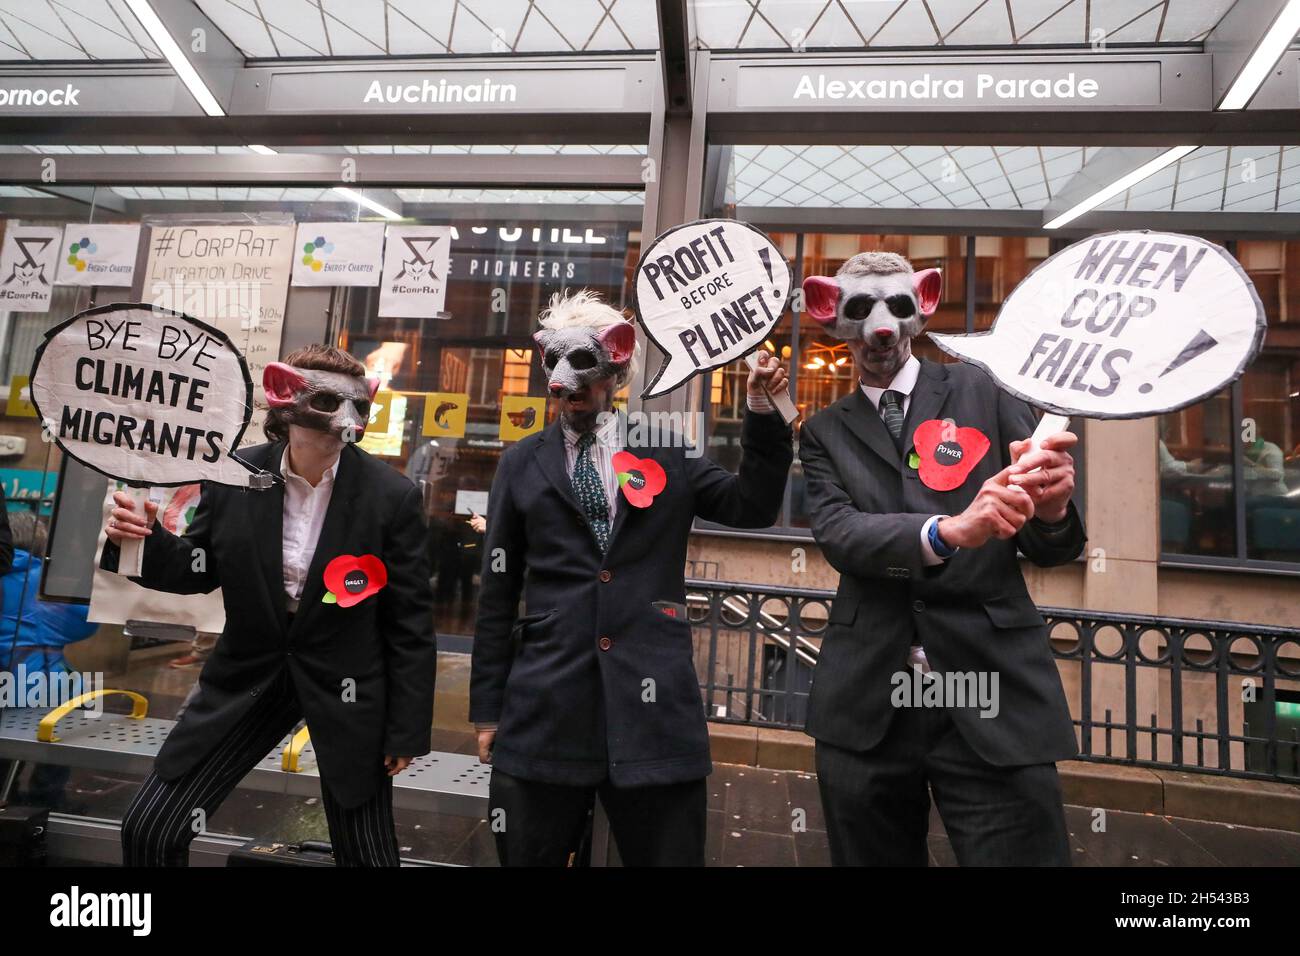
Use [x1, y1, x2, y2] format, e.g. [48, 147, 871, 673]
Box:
[859, 355, 943, 673]
[281, 447, 340, 612]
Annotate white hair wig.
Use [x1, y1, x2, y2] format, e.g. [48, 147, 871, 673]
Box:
[537, 288, 642, 389]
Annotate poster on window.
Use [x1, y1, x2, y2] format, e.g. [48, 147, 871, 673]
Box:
[0, 224, 62, 312]
[142, 222, 293, 434]
[291, 221, 385, 287]
[379, 225, 451, 318]
[56, 223, 141, 287]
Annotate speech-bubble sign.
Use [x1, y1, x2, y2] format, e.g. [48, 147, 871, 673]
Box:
[30, 302, 265, 487]
[930, 231, 1266, 419]
[634, 218, 790, 398]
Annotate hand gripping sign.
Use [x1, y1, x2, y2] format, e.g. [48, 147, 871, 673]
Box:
[930, 231, 1266, 447]
[634, 218, 797, 422]
[29, 302, 274, 575]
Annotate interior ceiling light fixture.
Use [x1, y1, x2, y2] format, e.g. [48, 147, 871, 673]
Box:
[1044, 146, 1199, 230]
[1218, 0, 1300, 110]
[333, 187, 402, 221]
[124, 0, 225, 118]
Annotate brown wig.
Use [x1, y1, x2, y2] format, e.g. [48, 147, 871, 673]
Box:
[262, 344, 367, 443]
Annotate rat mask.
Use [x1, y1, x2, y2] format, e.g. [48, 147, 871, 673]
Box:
[263, 362, 380, 443]
[802, 252, 942, 381]
[533, 322, 637, 399]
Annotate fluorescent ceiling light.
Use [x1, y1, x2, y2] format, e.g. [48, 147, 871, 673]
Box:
[333, 187, 402, 220]
[1044, 146, 1198, 230]
[125, 0, 225, 117]
[247, 144, 277, 155]
[1219, 0, 1300, 110]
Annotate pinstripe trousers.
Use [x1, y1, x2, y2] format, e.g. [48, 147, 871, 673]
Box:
[120, 668, 400, 867]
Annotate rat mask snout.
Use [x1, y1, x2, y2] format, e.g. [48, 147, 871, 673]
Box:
[263, 362, 379, 442]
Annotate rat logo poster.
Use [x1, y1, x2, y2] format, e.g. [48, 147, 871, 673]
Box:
[379, 225, 451, 318]
[0, 224, 62, 312]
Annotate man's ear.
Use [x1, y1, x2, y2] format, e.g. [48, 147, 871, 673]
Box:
[802, 276, 840, 324]
[263, 362, 307, 407]
[914, 268, 942, 316]
[366, 377, 381, 400]
[596, 321, 637, 365]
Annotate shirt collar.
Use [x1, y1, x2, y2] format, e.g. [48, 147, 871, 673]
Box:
[561, 411, 622, 449]
[859, 355, 921, 411]
[281, 446, 340, 487]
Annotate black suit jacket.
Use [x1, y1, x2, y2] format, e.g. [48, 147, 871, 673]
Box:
[799, 359, 1084, 767]
[101, 441, 437, 808]
[470, 410, 793, 788]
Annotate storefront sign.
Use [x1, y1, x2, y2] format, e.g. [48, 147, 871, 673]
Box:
[56, 223, 141, 287]
[931, 231, 1266, 419]
[291, 221, 385, 287]
[0, 224, 62, 312]
[0, 468, 58, 514]
[634, 219, 789, 398]
[379, 225, 452, 318]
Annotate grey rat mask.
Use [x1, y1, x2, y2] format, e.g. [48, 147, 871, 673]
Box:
[263, 362, 379, 443]
[533, 322, 637, 398]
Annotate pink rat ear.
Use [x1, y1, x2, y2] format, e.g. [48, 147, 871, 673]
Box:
[596, 321, 637, 366]
[914, 268, 942, 316]
[263, 362, 308, 407]
[366, 377, 381, 400]
[802, 276, 840, 324]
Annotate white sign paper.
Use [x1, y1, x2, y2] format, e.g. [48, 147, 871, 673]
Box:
[455, 489, 489, 516]
[291, 221, 385, 287]
[931, 231, 1266, 419]
[634, 218, 790, 397]
[0, 224, 62, 312]
[379, 224, 451, 318]
[29, 303, 263, 487]
[56, 223, 141, 287]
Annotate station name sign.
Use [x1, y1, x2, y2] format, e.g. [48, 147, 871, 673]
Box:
[734, 60, 1172, 111]
[0, 73, 197, 115]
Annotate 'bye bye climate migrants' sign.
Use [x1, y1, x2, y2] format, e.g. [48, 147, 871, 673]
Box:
[634, 219, 790, 398]
[30, 303, 265, 487]
[930, 231, 1266, 419]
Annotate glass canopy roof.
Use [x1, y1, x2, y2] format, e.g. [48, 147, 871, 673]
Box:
[0, 0, 1246, 61]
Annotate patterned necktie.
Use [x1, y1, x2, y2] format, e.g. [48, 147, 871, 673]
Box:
[572, 430, 611, 553]
[879, 389, 906, 452]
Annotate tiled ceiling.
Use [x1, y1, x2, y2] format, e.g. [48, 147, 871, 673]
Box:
[0, 0, 159, 60]
[692, 0, 1240, 50]
[194, 0, 660, 58]
[731, 144, 1098, 210]
[1097, 146, 1300, 213]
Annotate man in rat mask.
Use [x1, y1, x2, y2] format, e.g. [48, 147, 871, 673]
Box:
[798, 252, 1085, 866]
[102, 344, 436, 867]
[471, 289, 792, 866]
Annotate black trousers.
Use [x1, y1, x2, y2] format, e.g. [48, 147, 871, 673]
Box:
[120, 669, 400, 867]
[816, 703, 1070, 867]
[488, 768, 706, 867]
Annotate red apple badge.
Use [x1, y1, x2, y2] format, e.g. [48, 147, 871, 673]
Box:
[612, 451, 666, 508]
[322, 554, 387, 606]
[912, 419, 990, 492]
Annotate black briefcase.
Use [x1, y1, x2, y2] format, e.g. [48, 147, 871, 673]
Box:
[0, 804, 49, 867]
[226, 839, 335, 867]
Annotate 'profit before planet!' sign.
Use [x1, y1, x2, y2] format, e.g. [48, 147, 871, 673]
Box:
[930, 231, 1266, 419]
[634, 219, 790, 398]
[29, 303, 262, 487]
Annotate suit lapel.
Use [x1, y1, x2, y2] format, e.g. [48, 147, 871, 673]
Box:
[535, 421, 586, 520]
[293, 444, 362, 617]
[901, 359, 952, 454]
[838, 387, 902, 473]
[248, 441, 288, 630]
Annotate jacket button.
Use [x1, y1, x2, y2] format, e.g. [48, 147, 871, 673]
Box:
[912, 600, 926, 613]
[599, 569, 612, 583]
[250, 687, 260, 697]
[598, 636, 613, 651]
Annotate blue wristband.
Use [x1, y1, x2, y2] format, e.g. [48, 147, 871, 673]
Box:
[928, 517, 957, 559]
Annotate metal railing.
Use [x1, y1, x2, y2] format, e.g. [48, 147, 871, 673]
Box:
[683, 578, 1300, 783]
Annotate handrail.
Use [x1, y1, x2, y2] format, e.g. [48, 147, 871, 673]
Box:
[36, 689, 149, 743]
[282, 726, 311, 773]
